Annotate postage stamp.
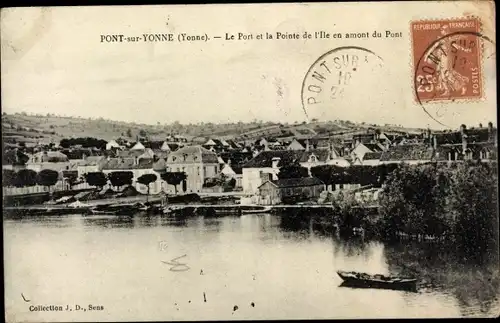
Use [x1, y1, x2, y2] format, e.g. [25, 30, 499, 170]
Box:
[411, 17, 482, 103]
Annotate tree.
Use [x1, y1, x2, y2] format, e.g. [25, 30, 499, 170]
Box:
[84, 172, 108, 190]
[2, 169, 16, 187]
[447, 161, 498, 264]
[126, 128, 133, 138]
[161, 172, 187, 194]
[13, 169, 38, 187]
[278, 161, 309, 179]
[137, 173, 157, 201]
[108, 171, 134, 191]
[36, 169, 59, 194]
[139, 129, 147, 137]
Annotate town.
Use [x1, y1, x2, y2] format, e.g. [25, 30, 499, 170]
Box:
[2, 114, 497, 212]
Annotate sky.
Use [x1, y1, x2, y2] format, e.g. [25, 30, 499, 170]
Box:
[1, 2, 496, 130]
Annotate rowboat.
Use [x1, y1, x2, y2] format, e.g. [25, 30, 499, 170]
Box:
[337, 270, 417, 292]
[241, 206, 272, 214]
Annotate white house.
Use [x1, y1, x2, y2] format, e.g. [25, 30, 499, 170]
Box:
[130, 141, 146, 150]
[106, 140, 120, 150]
[241, 151, 303, 194]
[220, 163, 243, 188]
[350, 143, 385, 162]
[101, 157, 166, 194]
[25, 151, 71, 172]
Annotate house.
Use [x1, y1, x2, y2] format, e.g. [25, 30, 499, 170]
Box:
[160, 141, 179, 152]
[130, 141, 146, 150]
[257, 177, 325, 205]
[287, 138, 320, 151]
[25, 151, 71, 172]
[2, 148, 29, 171]
[76, 156, 107, 177]
[204, 139, 217, 147]
[378, 133, 400, 147]
[358, 152, 382, 166]
[165, 145, 219, 193]
[350, 142, 385, 162]
[101, 157, 166, 194]
[106, 140, 120, 150]
[299, 149, 334, 171]
[220, 163, 243, 188]
[379, 145, 436, 164]
[225, 139, 241, 150]
[353, 132, 379, 146]
[241, 150, 304, 194]
[287, 138, 307, 150]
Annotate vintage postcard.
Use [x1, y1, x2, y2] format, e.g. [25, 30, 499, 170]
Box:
[1, 1, 498, 322]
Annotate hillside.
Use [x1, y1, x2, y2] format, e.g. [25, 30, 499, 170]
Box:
[1, 112, 429, 145]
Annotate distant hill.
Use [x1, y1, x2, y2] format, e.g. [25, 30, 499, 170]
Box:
[1, 112, 429, 145]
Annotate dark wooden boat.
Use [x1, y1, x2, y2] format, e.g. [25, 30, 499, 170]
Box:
[87, 203, 140, 216]
[241, 206, 272, 214]
[337, 270, 417, 292]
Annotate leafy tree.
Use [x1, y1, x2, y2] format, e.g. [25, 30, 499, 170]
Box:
[161, 172, 187, 194]
[84, 172, 108, 190]
[126, 128, 133, 138]
[108, 171, 134, 190]
[310, 165, 335, 186]
[2, 169, 16, 187]
[447, 161, 498, 264]
[137, 173, 157, 201]
[278, 161, 309, 179]
[13, 169, 38, 187]
[60, 137, 107, 149]
[139, 129, 147, 137]
[36, 169, 59, 193]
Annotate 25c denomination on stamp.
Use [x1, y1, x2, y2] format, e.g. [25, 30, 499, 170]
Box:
[411, 17, 482, 103]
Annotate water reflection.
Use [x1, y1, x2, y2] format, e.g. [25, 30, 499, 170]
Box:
[384, 241, 500, 317]
[80, 214, 135, 229]
[3, 211, 499, 320]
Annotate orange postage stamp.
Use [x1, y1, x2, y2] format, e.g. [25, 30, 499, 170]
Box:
[411, 17, 482, 103]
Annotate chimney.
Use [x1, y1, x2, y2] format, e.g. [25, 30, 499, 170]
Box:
[305, 139, 310, 152]
[488, 122, 493, 141]
[14, 148, 19, 163]
[227, 158, 231, 166]
[460, 124, 467, 135]
[433, 135, 437, 149]
[271, 157, 281, 169]
[462, 134, 468, 155]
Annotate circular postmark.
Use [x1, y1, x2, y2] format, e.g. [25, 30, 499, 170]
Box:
[301, 46, 385, 121]
[412, 18, 496, 127]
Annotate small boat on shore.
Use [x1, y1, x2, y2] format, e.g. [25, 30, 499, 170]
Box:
[241, 206, 272, 214]
[337, 270, 417, 292]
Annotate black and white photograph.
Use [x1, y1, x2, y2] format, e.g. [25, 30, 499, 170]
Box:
[1, 2, 498, 321]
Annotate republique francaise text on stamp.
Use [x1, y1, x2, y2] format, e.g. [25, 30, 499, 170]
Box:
[411, 17, 483, 103]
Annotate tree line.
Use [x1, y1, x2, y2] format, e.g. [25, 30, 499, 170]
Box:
[275, 162, 400, 186]
[3, 169, 63, 192]
[59, 137, 107, 149]
[377, 161, 498, 265]
[310, 164, 400, 186]
[3, 168, 189, 195]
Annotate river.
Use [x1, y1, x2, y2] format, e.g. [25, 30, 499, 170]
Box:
[3, 212, 499, 321]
